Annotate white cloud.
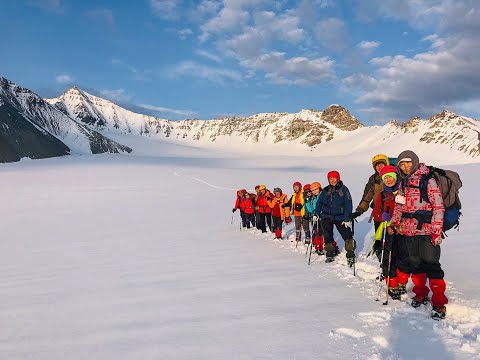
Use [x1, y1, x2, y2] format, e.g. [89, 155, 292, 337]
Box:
[199, 0, 272, 41]
[195, 49, 224, 63]
[28, 0, 64, 13]
[169, 61, 242, 84]
[355, 35, 480, 120]
[347, 1, 480, 120]
[55, 74, 74, 85]
[150, 0, 180, 20]
[357, 40, 380, 52]
[99, 89, 132, 103]
[315, 18, 349, 52]
[139, 104, 197, 118]
[178, 28, 193, 39]
[241, 52, 335, 85]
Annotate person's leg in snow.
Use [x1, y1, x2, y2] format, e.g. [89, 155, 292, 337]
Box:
[272, 216, 283, 239]
[294, 215, 302, 242]
[320, 218, 336, 262]
[334, 220, 355, 264]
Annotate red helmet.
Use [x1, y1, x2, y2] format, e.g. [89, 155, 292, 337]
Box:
[293, 181, 302, 188]
[327, 171, 340, 180]
[303, 184, 311, 191]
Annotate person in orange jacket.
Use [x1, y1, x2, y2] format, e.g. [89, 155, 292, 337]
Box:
[256, 185, 273, 233]
[268, 187, 290, 239]
[287, 181, 309, 243]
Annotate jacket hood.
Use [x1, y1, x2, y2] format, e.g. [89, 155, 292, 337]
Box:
[397, 150, 420, 179]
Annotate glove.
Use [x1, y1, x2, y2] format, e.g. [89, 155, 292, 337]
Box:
[381, 212, 391, 222]
[232, 208, 236, 213]
[285, 216, 292, 224]
[350, 211, 361, 219]
[313, 215, 319, 223]
[431, 233, 442, 246]
[386, 225, 395, 235]
[341, 220, 352, 230]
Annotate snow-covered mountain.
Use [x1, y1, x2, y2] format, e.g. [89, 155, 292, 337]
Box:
[47, 86, 480, 160]
[0, 78, 131, 162]
[46, 87, 363, 147]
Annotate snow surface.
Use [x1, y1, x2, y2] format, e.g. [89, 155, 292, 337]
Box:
[0, 137, 479, 359]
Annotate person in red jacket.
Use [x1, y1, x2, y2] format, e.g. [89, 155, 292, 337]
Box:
[256, 185, 273, 233]
[389, 150, 447, 320]
[232, 189, 247, 227]
[375, 165, 410, 300]
[240, 192, 256, 228]
[268, 187, 290, 239]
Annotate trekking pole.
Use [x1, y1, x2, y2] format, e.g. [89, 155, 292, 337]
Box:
[383, 247, 392, 305]
[352, 218, 356, 277]
[375, 222, 388, 301]
[231, 213, 234, 224]
[307, 217, 317, 263]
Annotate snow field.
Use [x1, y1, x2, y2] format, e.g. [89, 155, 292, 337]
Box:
[0, 149, 479, 359]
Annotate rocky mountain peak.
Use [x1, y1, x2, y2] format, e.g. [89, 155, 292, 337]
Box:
[320, 104, 363, 131]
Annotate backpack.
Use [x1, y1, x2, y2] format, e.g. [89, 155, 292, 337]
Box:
[418, 166, 462, 232]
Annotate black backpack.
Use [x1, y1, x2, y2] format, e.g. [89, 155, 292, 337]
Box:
[419, 166, 462, 232]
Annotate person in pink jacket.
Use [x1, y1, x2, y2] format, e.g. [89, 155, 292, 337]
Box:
[389, 150, 447, 320]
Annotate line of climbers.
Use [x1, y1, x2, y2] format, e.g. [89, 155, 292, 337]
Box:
[232, 150, 462, 321]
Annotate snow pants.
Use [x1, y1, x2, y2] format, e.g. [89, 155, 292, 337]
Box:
[294, 215, 310, 241]
[272, 216, 283, 239]
[312, 219, 324, 251]
[397, 234, 447, 308]
[255, 210, 261, 230]
[240, 210, 247, 228]
[258, 212, 272, 233]
[244, 213, 255, 229]
[320, 218, 355, 258]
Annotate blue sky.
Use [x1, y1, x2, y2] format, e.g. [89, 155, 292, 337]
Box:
[1, 0, 479, 123]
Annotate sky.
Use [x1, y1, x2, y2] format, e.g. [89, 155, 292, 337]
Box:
[0, 0, 479, 123]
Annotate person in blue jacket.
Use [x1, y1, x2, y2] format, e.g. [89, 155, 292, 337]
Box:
[314, 171, 355, 265]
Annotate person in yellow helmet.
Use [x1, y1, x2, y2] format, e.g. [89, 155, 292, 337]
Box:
[351, 154, 389, 261]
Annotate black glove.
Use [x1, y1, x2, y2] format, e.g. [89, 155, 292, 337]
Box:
[350, 211, 361, 219]
[232, 208, 236, 213]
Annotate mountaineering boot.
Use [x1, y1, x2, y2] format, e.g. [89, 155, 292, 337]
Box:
[347, 257, 355, 268]
[431, 306, 446, 320]
[411, 295, 430, 308]
[316, 249, 324, 256]
[398, 283, 407, 295]
[325, 256, 335, 263]
[388, 287, 401, 301]
[275, 229, 282, 239]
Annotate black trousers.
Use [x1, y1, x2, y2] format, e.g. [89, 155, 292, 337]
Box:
[244, 213, 255, 228]
[258, 212, 273, 232]
[381, 233, 399, 278]
[320, 218, 354, 258]
[397, 235, 444, 279]
[272, 216, 283, 231]
[255, 210, 261, 229]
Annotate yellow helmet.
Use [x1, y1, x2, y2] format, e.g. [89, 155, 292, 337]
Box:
[372, 154, 389, 169]
[259, 185, 266, 191]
